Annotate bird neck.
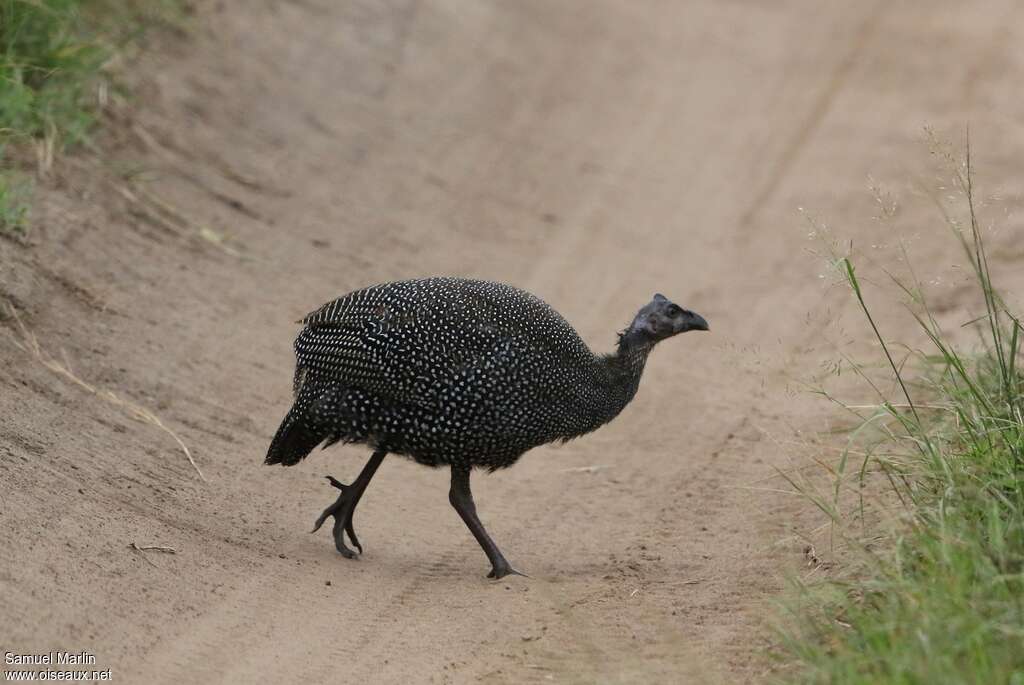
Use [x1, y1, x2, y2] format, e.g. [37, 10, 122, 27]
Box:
[592, 330, 655, 419]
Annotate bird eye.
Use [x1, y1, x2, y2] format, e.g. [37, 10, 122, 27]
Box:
[666, 304, 682, 317]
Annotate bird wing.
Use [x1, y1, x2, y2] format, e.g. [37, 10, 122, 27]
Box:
[292, 278, 586, 410]
[294, 283, 427, 404]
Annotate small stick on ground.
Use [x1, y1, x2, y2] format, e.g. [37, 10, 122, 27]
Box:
[130, 547, 158, 567]
[5, 304, 206, 482]
[128, 542, 177, 567]
[129, 543, 177, 554]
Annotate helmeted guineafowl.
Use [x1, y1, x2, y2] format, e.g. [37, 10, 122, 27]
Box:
[265, 277, 708, 578]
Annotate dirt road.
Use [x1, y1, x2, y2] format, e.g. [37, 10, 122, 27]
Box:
[3, 1, 1023, 682]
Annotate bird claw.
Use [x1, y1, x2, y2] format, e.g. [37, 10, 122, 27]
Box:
[487, 564, 529, 580]
[311, 475, 363, 557]
[346, 525, 363, 555]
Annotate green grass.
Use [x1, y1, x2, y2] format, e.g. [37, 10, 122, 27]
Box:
[780, 144, 1024, 684]
[0, 0, 190, 234]
[1, 0, 107, 148]
[0, 170, 32, 232]
[1, 0, 106, 234]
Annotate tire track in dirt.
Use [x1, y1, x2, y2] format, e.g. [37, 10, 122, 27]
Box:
[737, 1, 887, 230]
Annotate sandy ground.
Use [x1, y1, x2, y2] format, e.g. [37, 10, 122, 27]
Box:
[3, 1, 1024, 682]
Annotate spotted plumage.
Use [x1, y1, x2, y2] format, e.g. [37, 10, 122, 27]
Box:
[265, 277, 708, 578]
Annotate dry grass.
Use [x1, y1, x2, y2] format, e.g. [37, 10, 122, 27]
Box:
[778, 143, 1024, 684]
[116, 181, 242, 257]
[5, 303, 206, 482]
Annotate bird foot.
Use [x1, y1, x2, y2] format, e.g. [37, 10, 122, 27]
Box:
[311, 475, 363, 558]
[487, 562, 529, 580]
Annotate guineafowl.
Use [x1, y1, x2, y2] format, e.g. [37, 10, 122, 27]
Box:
[265, 277, 708, 578]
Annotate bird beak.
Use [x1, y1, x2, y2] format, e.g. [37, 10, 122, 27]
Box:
[689, 313, 709, 332]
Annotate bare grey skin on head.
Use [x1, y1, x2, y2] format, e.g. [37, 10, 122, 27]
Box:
[265, 277, 708, 578]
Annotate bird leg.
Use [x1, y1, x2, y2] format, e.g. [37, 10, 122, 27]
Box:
[449, 466, 526, 579]
[312, 449, 386, 558]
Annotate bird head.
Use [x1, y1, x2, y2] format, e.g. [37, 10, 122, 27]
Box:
[627, 293, 708, 343]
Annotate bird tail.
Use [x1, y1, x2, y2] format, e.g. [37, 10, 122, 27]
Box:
[265, 383, 339, 466]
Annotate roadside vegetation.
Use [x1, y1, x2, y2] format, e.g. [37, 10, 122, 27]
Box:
[1, 1, 105, 145]
[781, 143, 1024, 683]
[0, 0, 187, 233]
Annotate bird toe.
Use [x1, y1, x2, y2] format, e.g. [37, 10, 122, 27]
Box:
[325, 475, 349, 491]
[487, 564, 528, 580]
